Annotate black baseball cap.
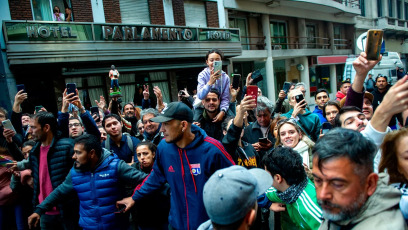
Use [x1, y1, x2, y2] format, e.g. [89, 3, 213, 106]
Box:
[150, 102, 193, 123]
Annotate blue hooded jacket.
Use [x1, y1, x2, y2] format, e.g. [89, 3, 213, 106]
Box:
[132, 124, 235, 230]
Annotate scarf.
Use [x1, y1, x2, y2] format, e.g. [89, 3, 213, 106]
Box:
[276, 178, 308, 204]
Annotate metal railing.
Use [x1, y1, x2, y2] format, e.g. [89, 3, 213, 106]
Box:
[332, 0, 360, 9]
[270, 36, 330, 49]
[241, 36, 266, 50]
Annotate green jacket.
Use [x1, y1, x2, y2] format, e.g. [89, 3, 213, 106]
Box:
[266, 179, 322, 230]
[319, 173, 407, 230]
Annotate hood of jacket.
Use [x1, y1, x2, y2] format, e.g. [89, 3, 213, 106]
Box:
[183, 124, 206, 150]
[336, 91, 346, 99]
[333, 173, 401, 226]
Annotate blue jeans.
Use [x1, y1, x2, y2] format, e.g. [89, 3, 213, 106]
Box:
[111, 79, 119, 89]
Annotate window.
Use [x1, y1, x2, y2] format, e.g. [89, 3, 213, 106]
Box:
[377, 0, 382, 17]
[405, 3, 408, 20]
[360, 0, 365, 16]
[306, 24, 316, 48]
[31, 0, 72, 21]
[397, 0, 402, 19]
[389, 0, 394, 17]
[184, 0, 207, 27]
[229, 18, 249, 50]
[120, 0, 150, 24]
[270, 21, 287, 49]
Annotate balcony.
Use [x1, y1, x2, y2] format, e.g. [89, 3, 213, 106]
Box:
[376, 17, 408, 35]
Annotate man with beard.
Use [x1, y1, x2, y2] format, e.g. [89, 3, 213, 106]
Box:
[122, 103, 141, 136]
[336, 52, 408, 171]
[116, 102, 235, 230]
[371, 75, 400, 129]
[11, 112, 80, 229]
[194, 89, 226, 141]
[140, 108, 163, 146]
[312, 128, 406, 230]
[102, 114, 140, 163]
[27, 134, 147, 230]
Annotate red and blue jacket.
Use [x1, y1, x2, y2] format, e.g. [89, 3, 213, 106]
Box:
[132, 124, 235, 230]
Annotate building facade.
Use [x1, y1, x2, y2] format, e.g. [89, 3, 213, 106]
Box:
[1, 0, 241, 113]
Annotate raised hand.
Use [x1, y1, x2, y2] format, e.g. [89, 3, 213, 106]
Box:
[143, 85, 150, 100]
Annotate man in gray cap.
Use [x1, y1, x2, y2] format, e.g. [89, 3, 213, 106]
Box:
[116, 102, 235, 230]
[198, 165, 272, 230]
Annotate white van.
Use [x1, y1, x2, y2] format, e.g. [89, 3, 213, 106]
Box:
[343, 52, 403, 85]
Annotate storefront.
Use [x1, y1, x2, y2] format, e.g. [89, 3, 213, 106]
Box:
[2, 20, 241, 113]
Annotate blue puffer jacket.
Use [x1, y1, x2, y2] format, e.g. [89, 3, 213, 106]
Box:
[132, 124, 235, 230]
[71, 153, 127, 230]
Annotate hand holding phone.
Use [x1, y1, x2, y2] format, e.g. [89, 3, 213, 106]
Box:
[35, 106, 44, 113]
[322, 122, 332, 134]
[16, 84, 25, 93]
[232, 74, 241, 89]
[213, 61, 222, 77]
[2, 120, 16, 132]
[259, 137, 268, 144]
[90, 107, 100, 122]
[114, 204, 126, 214]
[282, 82, 291, 94]
[246, 85, 258, 106]
[66, 83, 77, 96]
[365, 29, 383, 61]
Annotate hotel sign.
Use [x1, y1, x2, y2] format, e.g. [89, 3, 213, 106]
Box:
[3, 21, 240, 42]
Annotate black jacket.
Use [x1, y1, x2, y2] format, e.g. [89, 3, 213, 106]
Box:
[242, 121, 276, 160]
[196, 111, 225, 141]
[372, 85, 398, 127]
[222, 123, 260, 168]
[27, 135, 79, 226]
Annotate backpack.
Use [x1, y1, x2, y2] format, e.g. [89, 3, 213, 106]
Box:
[104, 132, 134, 154]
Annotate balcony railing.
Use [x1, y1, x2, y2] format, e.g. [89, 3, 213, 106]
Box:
[332, 0, 360, 9]
[270, 36, 351, 50]
[241, 36, 266, 50]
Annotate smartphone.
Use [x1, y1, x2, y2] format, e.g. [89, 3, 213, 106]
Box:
[282, 82, 291, 94]
[251, 69, 263, 84]
[66, 83, 77, 96]
[365, 29, 383, 60]
[90, 106, 100, 122]
[246, 85, 258, 106]
[35, 106, 44, 113]
[232, 74, 241, 89]
[0, 155, 14, 167]
[213, 61, 222, 75]
[322, 122, 332, 134]
[2, 119, 16, 132]
[16, 84, 25, 93]
[178, 90, 186, 96]
[259, 137, 268, 144]
[114, 204, 126, 214]
[295, 94, 304, 104]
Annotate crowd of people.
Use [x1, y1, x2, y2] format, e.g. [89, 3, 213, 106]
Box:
[0, 49, 408, 230]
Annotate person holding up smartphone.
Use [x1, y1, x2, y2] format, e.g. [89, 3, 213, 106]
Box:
[196, 48, 230, 123]
[281, 89, 321, 142]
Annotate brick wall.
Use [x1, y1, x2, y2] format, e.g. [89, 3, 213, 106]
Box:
[148, 0, 165, 25]
[71, 0, 94, 22]
[205, 1, 219, 28]
[8, 0, 32, 20]
[172, 0, 185, 26]
[102, 0, 121, 23]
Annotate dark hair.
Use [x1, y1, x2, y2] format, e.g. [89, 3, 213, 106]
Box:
[0, 107, 8, 118]
[314, 88, 329, 100]
[22, 140, 36, 148]
[222, 116, 234, 132]
[375, 75, 388, 82]
[22, 113, 32, 118]
[340, 81, 351, 88]
[205, 48, 224, 61]
[379, 128, 408, 184]
[33, 112, 58, 135]
[262, 146, 306, 185]
[208, 88, 221, 98]
[136, 141, 157, 153]
[69, 117, 83, 126]
[123, 103, 135, 110]
[74, 134, 102, 158]
[334, 106, 361, 128]
[313, 128, 375, 178]
[102, 113, 121, 128]
[323, 101, 340, 120]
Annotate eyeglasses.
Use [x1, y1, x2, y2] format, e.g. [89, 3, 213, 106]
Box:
[68, 123, 81, 128]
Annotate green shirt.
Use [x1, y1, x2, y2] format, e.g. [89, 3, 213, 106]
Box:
[266, 180, 323, 230]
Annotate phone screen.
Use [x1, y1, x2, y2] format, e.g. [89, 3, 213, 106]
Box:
[16, 84, 25, 93]
[66, 83, 77, 96]
[232, 74, 241, 89]
[259, 137, 268, 144]
[2, 120, 16, 132]
[295, 94, 304, 104]
[213, 61, 222, 75]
